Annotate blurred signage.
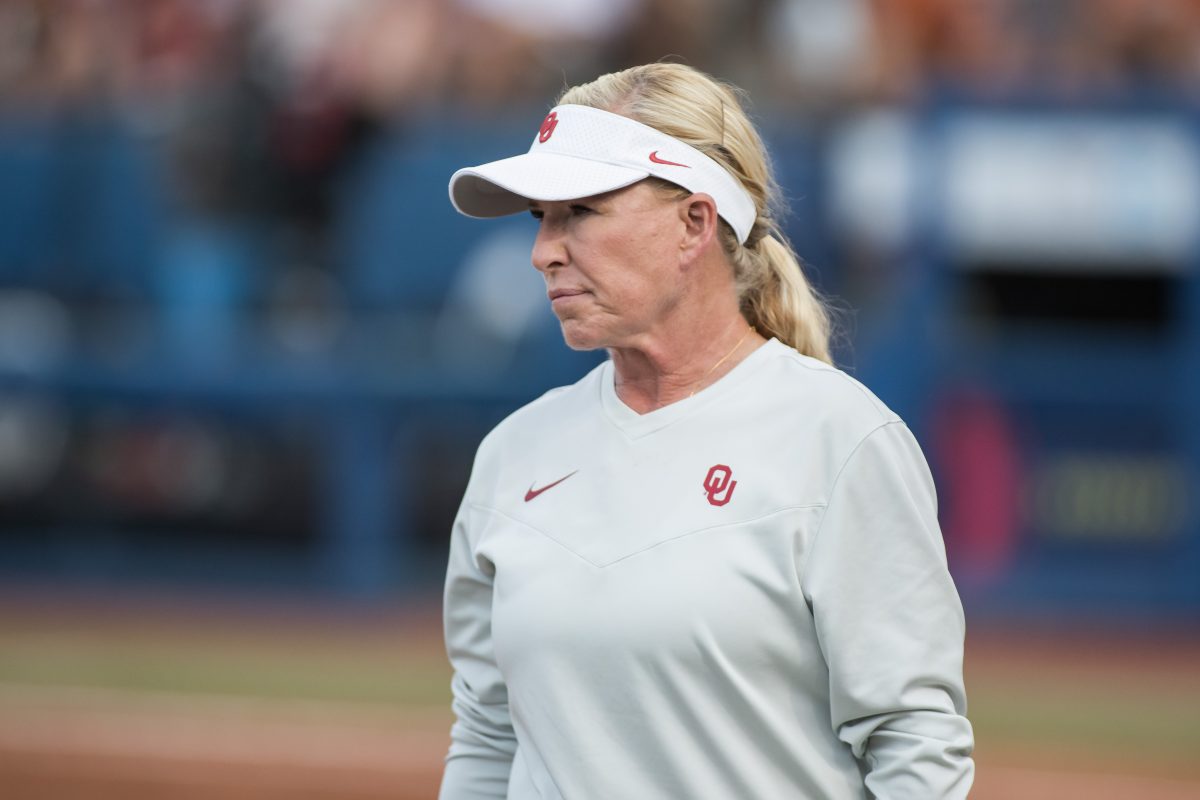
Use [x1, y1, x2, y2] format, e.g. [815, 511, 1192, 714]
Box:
[941, 114, 1200, 270]
[1029, 453, 1190, 541]
[827, 111, 1200, 269]
[827, 111, 922, 252]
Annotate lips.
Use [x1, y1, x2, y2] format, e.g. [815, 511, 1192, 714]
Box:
[548, 288, 587, 302]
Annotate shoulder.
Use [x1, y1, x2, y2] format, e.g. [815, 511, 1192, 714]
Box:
[744, 341, 930, 506]
[753, 340, 899, 431]
[728, 341, 914, 489]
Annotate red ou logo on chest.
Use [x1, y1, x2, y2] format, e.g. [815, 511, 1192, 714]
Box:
[703, 464, 737, 506]
[538, 111, 558, 143]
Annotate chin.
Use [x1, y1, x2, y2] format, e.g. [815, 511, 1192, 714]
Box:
[558, 321, 608, 352]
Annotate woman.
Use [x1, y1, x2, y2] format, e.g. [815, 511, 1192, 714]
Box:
[441, 63, 974, 799]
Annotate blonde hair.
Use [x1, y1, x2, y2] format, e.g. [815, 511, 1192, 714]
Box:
[558, 63, 834, 364]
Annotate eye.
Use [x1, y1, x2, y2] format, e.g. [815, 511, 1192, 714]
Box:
[569, 204, 593, 216]
[529, 208, 544, 221]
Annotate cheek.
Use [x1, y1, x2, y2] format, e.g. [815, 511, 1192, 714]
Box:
[560, 219, 680, 322]
[625, 236, 680, 305]
[592, 259, 660, 320]
[610, 225, 675, 279]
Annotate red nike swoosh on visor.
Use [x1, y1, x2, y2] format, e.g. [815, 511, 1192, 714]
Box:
[524, 470, 579, 502]
[649, 151, 690, 168]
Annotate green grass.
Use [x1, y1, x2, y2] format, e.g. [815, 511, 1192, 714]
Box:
[0, 630, 451, 708]
[970, 684, 1199, 760]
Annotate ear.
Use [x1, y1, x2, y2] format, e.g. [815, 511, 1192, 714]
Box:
[677, 193, 719, 265]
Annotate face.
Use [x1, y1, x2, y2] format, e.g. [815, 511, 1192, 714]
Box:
[530, 181, 687, 351]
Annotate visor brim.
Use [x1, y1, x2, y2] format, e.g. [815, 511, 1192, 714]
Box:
[449, 151, 649, 218]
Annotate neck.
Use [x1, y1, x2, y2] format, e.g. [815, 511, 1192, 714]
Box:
[610, 313, 765, 414]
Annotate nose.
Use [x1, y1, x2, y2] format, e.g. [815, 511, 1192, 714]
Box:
[531, 222, 566, 274]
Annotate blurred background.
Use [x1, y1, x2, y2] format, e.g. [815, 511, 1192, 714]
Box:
[0, 0, 1198, 797]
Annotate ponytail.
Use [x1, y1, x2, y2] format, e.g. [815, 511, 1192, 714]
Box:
[724, 220, 832, 365]
[745, 236, 832, 365]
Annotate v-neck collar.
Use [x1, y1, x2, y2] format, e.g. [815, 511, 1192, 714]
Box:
[598, 338, 782, 439]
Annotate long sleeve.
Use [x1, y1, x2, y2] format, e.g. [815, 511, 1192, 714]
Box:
[802, 421, 975, 799]
[439, 500, 517, 799]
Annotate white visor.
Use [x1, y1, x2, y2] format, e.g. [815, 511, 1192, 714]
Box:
[449, 104, 757, 243]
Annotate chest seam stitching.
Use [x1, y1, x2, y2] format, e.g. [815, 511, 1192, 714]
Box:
[467, 501, 826, 569]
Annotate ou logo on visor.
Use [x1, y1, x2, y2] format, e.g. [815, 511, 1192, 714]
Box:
[703, 464, 737, 507]
[538, 111, 558, 143]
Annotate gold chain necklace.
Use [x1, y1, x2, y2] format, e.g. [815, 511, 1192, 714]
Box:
[689, 326, 755, 398]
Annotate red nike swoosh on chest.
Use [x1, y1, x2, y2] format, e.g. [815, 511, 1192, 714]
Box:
[525, 470, 578, 502]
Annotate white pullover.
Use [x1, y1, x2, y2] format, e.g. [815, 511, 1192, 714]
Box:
[441, 339, 974, 799]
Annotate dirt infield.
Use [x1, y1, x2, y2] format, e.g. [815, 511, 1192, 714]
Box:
[0, 685, 445, 800]
[1, 590, 1197, 799]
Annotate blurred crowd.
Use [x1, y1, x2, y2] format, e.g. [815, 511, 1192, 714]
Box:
[0, 0, 1194, 263]
[5, 0, 1200, 113]
[2, 0, 1198, 243]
